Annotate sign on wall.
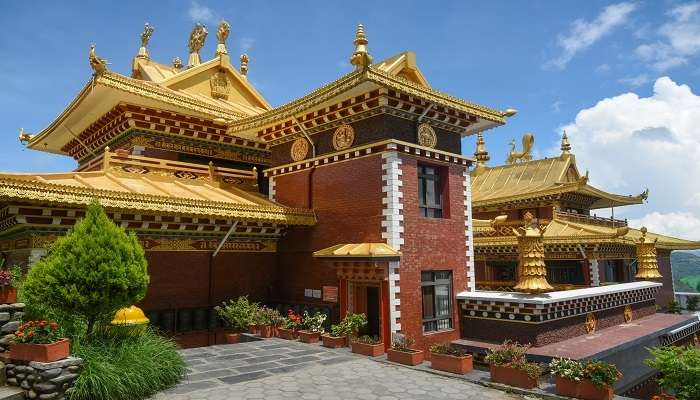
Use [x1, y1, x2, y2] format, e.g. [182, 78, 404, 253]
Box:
[322, 286, 338, 303]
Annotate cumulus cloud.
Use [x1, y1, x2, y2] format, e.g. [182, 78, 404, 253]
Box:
[188, 1, 218, 24]
[636, 2, 700, 71]
[546, 2, 637, 69]
[561, 77, 700, 239]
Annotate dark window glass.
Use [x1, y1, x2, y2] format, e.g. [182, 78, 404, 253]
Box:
[418, 165, 443, 218]
[421, 271, 453, 332]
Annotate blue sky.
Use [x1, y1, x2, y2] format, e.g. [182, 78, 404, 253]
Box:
[1, 1, 700, 238]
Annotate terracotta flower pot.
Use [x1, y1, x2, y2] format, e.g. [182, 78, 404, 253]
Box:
[225, 333, 241, 344]
[430, 352, 473, 374]
[321, 334, 347, 348]
[249, 324, 260, 335]
[555, 376, 614, 400]
[298, 330, 321, 343]
[0, 287, 17, 304]
[387, 349, 425, 366]
[277, 327, 298, 340]
[351, 341, 384, 356]
[259, 324, 274, 338]
[10, 338, 70, 363]
[490, 365, 539, 389]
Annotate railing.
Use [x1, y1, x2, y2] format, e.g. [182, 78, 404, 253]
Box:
[555, 210, 627, 228]
[475, 280, 589, 292]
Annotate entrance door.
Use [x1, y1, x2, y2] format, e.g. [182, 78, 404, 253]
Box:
[352, 283, 381, 337]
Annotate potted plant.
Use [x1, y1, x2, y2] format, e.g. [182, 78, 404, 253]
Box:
[485, 340, 541, 389]
[551, 358, 621, 400]
[10, 320, 69, 363]
[351, 335, 384, 356]
[321, 312, 367, 348]
[247, 302, 261, 335]
[429, 343, 473, 374]
[277, 309, 302, 340]
[256, 306, 281, 338]
[214, 296, 256, 344]
[0, 265, 22, 304]
[298, 311, 326, 343]
[387, 334, 424, 366]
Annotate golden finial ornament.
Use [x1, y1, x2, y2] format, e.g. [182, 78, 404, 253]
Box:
[18, 128, 33, 145]
[634, 227, 662, 279]
[560, 130, 571, 155]
[187, 23, 208, 68]
[350, 24, 372, 70]
[172, 57, 183, 70]
[89, 44, 109, 75]
[506, 133, 534, 164]
[474, 132, 490, 170]
[216, 20, 231, 56]
[512, 211, 553, 293]
[137, 23, 155, 59]
[240, 53, 249, 77]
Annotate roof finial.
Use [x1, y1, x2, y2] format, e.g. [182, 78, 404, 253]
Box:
[561, 130, 571, 155]
[89, 44, 108, 75]
[137, 23, 154, 59]
[188, 23, 208, 68]
[474, 132, 490, 170]
[350, 24, 372, 70]
[240, 53, 249, 77]
[216, 20, 231, 56]
[172, 56, 183, 70]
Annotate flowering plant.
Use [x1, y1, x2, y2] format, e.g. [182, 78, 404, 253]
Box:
[254, 306, 283, 326]
[284, 310, 303, 330]
[430, 343, 468, 357]
[215, 296, 257, 333]
[391, 334, 416, 352]
[486, 340, 542, 379]
[0, 271, 10, 287]
[353, 335, 381, 345]
[549, 357, 585, 382]
[14, 320, 62, 344]
[301, 311, 326, 333]
[584, 360, 622, 388]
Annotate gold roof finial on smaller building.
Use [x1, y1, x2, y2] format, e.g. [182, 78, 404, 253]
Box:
[18, 128, 34, 145]
[188, 23, 208, 68]
[561, 130, 571, 155]
[512, 211, 554, 293]
[89, 44, 109, 75]
[350, 24, 372, 70]
[240, 53, 249, 77]
[474, 132, 490, 170]
[137, 23, 155, 59]
[172, 56, 183, 70]
[216, 20, 231, 56]
[635, 227, 663, 280]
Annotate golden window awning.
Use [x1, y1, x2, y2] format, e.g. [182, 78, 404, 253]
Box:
[313, 243, 400, 261]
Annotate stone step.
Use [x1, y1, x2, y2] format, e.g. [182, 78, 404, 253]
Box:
[0, 386, 23, 400]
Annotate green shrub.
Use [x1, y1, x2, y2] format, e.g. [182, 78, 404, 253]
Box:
[646, 346, 700, 400]
[429, 343, 468, 357]
[390, 334, 415, 352]
[584, 360, 622, 388]
[70, 328, 185, 400]
[214, 296, 257, 332]
[666, 301, 683, 314]
[686, 296, 698, 312]
[549, 357, 584, 381]
[486, 340, 542, 379]
[22, 199, 149, 335]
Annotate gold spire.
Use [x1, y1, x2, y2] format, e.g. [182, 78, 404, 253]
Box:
[560, 130, 571, 155]
[137, 23, 154, 59]
[89, 44, 108, 75]
[474, 132, 490, 170]
[350, 24, 372, 70]
[188, 23, 208, 68]
[240, 53, 249, 77]
[216, 20, 231, 56]
[512, 211, 553, 293]
[635, 227, 663, 279]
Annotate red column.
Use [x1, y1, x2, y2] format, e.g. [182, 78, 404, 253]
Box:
[339, 278, 348, 320]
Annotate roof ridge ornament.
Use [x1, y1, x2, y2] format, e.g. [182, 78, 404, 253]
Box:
[89, 44, 109, 75]
[137, 23, 154, 59]
[350, 24, 372, 70]
[560, 130, 572, 156]
[187, 23, 208, 68]
[506, 133, 534, 164]
[474, 132, 490, 170]
[216, 20, 231, 56]
[240, 53, 249, 77]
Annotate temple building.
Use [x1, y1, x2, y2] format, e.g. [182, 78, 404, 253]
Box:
[469, 132, 700, 306]
[3, 20, 699, 398]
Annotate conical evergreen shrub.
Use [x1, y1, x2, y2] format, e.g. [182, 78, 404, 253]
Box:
[23, 199, 149, 335]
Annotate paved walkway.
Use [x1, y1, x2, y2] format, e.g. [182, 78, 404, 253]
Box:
[152, 338, 522, 400]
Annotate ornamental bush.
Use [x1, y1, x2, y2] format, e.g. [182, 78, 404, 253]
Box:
[22, 199, 149, 335]
[646, 346, 700, 400]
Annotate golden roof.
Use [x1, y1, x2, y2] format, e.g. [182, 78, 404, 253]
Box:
[474, 216, 700, 250]
[471, 154, 647, 209]
[313, 243, 400, 259]
[0, 152, 315, 226]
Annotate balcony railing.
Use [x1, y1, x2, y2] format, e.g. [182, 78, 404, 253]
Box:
[555, 210, 627, 228]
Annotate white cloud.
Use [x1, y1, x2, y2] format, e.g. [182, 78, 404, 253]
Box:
[188, 1, 218, 24]
[636, 2, 700, 71]
[617, 73, 649, 86]
[240, 38, 255, 52]
[596, 64, 611, 73]
[547, 2, 637, 69]
[561, 77, 700, 240]
[551, 100, 562, 113]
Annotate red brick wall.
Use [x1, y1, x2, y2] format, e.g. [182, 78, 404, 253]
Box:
[398, 155, 469, 353]
[274, 155, 385, 306]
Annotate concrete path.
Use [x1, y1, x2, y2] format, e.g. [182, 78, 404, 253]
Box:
[152, 338, 522, 400]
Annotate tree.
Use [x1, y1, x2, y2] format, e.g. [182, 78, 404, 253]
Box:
[667, 300, 683, 315]
[23, 199, 149, 335]
[686, 296, 699, 312]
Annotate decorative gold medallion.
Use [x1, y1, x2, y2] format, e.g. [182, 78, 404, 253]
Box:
[693, 333, 699, 347]
[417, 123, 437, 148]
[290, 138, 309, 162]
[585, 313, 597, 334]
[623, 305, 633, 323]
[210, 70, 229, 99]
[332, 124, 355, 150]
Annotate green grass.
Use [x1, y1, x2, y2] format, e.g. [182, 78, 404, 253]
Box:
[69, 328, 186, 400]
[681, 275, 700, 293]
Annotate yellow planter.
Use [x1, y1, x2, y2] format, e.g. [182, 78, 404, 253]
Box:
[111, 306, 149, 335]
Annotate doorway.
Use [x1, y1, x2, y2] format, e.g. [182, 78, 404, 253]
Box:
[352, 283, 381, 337]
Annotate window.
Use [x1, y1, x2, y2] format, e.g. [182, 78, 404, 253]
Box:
[418, 165, 443, 218]
[421, 271, 453, 332]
